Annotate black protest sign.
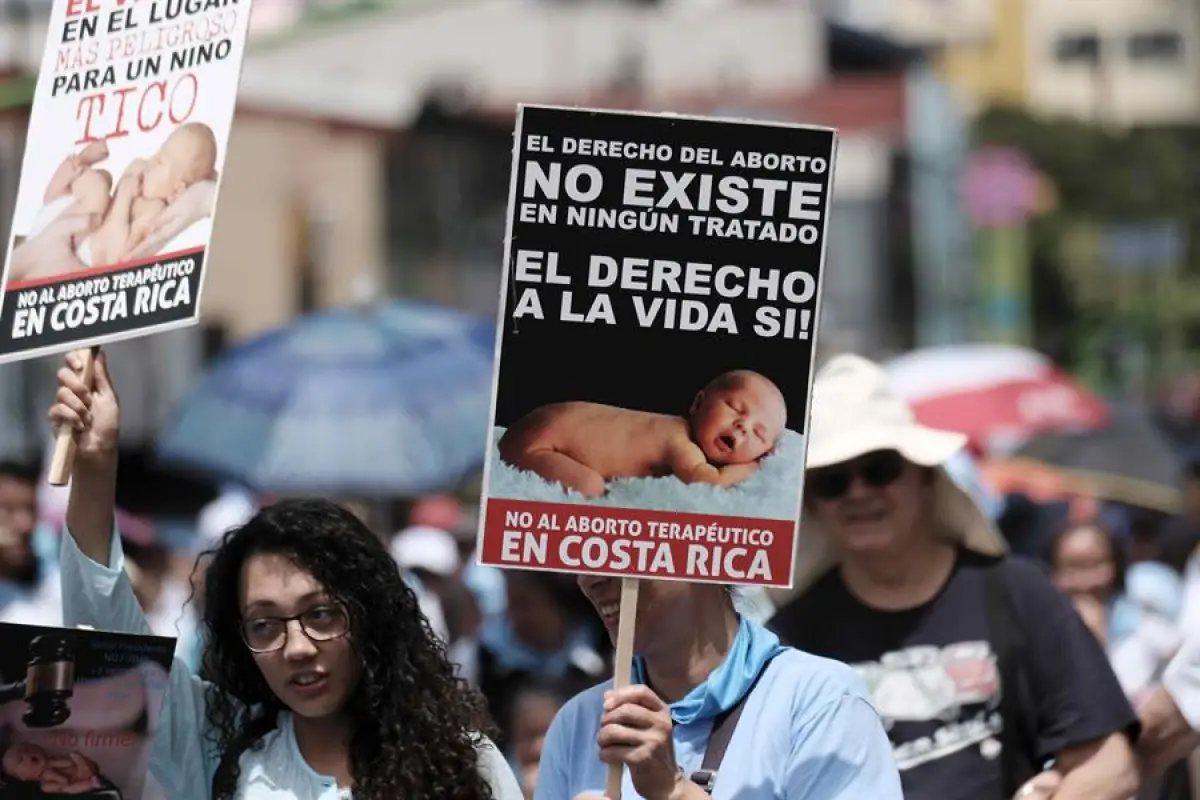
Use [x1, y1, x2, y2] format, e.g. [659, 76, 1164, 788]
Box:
[477, 107, 837, 587]
[494, 106, 836, 429]
[0, 250, 204, 359]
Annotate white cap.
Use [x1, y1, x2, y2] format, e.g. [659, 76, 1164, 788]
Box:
[390, 525, 459, 577]
[195, 490, 257, 554]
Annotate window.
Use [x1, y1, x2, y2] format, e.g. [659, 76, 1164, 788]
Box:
[1128, 31, 1183, 62]
[1055, 33, 1101, 64]
[201, 323, 227, 365]
[383, 120, 513, 312]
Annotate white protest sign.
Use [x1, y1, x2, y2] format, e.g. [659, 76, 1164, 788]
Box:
[0, 0, 253, 364]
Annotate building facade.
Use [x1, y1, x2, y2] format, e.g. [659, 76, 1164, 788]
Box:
[1025, 0, 1200, 126]
[831, 0, 1200, 126]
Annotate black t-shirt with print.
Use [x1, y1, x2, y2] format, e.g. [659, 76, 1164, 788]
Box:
[768, 550, 1138, 800]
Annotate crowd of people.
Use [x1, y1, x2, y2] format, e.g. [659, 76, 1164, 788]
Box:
[0, 348, 1198, 799]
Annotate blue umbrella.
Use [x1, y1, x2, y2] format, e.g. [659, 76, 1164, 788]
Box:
[157, 301, 497, 496]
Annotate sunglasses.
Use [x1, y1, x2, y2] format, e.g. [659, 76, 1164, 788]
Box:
[807, 450, 906, 501]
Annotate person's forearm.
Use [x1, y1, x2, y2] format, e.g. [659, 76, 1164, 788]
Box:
[7, 248, 29, 281]
[124, 222, 182, 261]
[8, 237, 45, 282]
[108, 187, 135, 231]
[125, 215, 156, 252]
[44, 159, 78, 202]
[1137, 684, 1200, 778]
[126, 182, 215, 261]
[65, 453, 117, 566]
[1049, 733, 1139, 800]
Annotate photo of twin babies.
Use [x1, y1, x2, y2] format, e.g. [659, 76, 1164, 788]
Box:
[6, 122, 219, 286]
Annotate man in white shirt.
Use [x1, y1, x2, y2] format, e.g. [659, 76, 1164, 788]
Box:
[1018, 635, 1200, 798]
[1136, 635, 1200, 778]
[389, 525, 455, 644]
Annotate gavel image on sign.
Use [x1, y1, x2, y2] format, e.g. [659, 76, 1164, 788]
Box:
[0, 633, 77, 728]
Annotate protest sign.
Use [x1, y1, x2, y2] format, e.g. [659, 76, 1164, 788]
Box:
[477, 105, 837, 589]
[0, 0, 254, 364]
[0, 622, 174, 799]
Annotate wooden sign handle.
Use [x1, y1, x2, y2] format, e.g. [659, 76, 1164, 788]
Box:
[47, 346, 99, 486]
[604, 577, 641, 800]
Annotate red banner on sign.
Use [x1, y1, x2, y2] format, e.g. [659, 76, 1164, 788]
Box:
[478, 498, 796, 587]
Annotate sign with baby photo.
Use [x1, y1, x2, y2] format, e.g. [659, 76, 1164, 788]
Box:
[0, 623, 174, 800]
[0, 0, 255, 363]
[477, 105, 837, 588]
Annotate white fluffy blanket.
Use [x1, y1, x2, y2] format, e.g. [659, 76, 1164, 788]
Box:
[486, 426, 805, 521]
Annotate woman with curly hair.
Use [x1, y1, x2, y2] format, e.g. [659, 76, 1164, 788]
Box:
[49, 350, 523, 800]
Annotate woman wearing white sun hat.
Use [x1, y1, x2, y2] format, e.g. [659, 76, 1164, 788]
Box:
[768, 354, 1139, 800]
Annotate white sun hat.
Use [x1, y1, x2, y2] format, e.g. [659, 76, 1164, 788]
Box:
[194, 488, 258, 555]
[775, 354, 1007, 603]
[390, 525, 460, 577]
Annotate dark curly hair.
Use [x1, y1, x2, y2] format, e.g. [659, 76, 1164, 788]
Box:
[198, 498, 498, 799]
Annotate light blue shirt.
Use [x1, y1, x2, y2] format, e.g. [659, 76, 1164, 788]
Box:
[534, 644, 902, 799]
[60, 530, 523, 800]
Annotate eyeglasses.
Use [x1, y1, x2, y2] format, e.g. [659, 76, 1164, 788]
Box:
[240, 605, 350, 654]
[807, 450, 906, 501]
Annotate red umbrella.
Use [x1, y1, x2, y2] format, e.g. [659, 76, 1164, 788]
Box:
[884, 345, 1109, 455]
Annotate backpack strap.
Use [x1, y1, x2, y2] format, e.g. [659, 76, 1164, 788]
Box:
[984, 558, 1038, 798]
[688, 654, 778, 794]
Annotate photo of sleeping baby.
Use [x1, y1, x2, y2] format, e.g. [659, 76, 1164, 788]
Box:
[1, 744, 117, 798]
[489, 369, 806, 520]
[5, 122, 220, 287]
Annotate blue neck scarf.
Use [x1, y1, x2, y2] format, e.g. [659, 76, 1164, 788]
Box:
[632, 616, 786, 725]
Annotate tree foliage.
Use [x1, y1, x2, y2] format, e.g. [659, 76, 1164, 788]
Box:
[970, 105, 1200, 372]
[973, 104, 1194, 222]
